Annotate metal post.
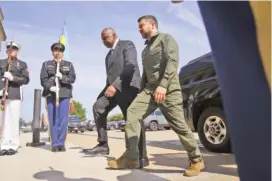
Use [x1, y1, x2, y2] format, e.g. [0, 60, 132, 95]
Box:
[26, 89, 46, 147]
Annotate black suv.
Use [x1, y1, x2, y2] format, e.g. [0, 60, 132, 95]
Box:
[68, 116, 86, 133]
[179, 52, 231, 153]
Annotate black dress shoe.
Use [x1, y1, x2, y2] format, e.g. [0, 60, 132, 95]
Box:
[58, 146, 66, 152]
[6, 149, 16, 155]
[83, 144, 109, 155]
[139, 157, 150, 168]
[51, 147, 59, 152]
[0, 149, 7, 156]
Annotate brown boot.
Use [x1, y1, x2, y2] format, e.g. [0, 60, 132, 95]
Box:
[107, 155, 140, 169]
[184, 160, 205, 177]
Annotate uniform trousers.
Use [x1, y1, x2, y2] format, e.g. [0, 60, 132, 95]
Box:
[47, 97, 70, 148]
[125, 89, 202, 162]
[0, 100, 21, 151]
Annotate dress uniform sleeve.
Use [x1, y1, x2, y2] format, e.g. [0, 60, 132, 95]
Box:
[112, 41, 137, 91]
[60, 62, 76, 85]
[159, 35, 179, 89]
[40, 62, 54, 89]
[12, 62, 30, 85]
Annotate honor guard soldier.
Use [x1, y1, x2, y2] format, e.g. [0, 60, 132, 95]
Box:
[0, 40, 30, 156]
[40, 42, 76, 152]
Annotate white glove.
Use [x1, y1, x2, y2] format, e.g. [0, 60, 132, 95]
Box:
[55, 72, 63, 79]
[4, 72, 13, 81]
[0, 89, 8, 96]
[49, 86, 59, 92]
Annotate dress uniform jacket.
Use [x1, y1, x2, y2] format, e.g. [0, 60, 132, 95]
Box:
[0, 58, 30, 99]
[40, 60, 76, 98]
[141, 33, 181, 92]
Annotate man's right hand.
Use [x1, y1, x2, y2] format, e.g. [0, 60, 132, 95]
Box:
[0, 89, 8, 96]
[49, 86, 59, 92]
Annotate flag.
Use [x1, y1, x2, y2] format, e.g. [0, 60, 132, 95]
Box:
[59, 20, 70, 61]
[59, 21, 74, 103]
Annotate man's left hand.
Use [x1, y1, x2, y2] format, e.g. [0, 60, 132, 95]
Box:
[104, 85, 117, 97]
[154, 86, 167, 104]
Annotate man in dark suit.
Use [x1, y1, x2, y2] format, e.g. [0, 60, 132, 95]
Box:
[82, 27, 149, 168]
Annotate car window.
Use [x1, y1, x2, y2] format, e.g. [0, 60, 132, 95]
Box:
[155, 111, 162, 116]
[69, 116, 80, 121]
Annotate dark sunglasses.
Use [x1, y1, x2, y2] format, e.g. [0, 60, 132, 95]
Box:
[6, 46, 19, 50]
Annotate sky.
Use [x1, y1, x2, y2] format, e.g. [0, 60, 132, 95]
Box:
[0, 1, 211, 122]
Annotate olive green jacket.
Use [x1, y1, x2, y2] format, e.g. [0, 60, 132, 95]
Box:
[141, 33, 181, 93]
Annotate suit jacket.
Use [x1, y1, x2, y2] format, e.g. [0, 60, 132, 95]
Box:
[105, 40, 141, 92]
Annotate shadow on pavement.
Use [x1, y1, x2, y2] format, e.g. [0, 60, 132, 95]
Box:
[33, 170, 103, 181]
[116, 170, 170, 181]
[147, 139, 206, 152]
[144, 152, 237, 177]
[40, 137, 50, 143]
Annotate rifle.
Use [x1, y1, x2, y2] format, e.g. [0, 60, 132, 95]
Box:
[55, 60, 60, 107]
[0, 42, 12, 111]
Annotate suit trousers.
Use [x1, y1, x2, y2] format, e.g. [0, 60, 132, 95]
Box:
[0, 100, 21, 151]
[93, 87, 147, 159]
[47, 97, 70, 148]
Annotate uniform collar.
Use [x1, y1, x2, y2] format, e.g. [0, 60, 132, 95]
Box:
[53, 59, 64, 64]
[5, 57, 17, 61]
[112, 39, 119, 50]
[144, 33, 159, 45]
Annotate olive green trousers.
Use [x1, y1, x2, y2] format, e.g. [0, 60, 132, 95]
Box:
[125, 90, 202, 162]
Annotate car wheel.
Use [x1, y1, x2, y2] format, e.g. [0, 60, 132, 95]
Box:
[165, 127, 171, 130]
[92, 126, 97, 131]
[197, 107, 231, 153]
[149, 121, 158, 131]
[75, 130, 78, 133]
[109, 126, 115, 130]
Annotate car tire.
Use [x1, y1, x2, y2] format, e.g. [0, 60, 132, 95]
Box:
[75, 130, 78, 133]
[149, 121, 159, 131]
[92, 126, 97, 131]
[110, 126, 115, 130]
[197, 107, 231, 153]
[81, 130, 84, 133]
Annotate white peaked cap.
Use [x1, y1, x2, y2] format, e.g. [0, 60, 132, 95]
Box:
[5, 40, 21, 50]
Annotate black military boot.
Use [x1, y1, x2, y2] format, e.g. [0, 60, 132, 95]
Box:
[51, 147, 58, 152]
[82, 142, 109, 156]
[6, 149, 17, 155]
[0, 149, 7, 156]
[139, 157, 150, 168]
[58, 146, 66, 152]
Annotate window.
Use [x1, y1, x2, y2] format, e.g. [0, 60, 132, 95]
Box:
[69, 116, 80, 121]
[155, 111, 162, 116]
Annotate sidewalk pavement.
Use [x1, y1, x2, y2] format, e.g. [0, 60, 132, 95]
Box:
[0, 132, 239, 181]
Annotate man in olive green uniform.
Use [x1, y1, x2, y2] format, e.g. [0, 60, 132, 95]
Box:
[108, 15, 204, 177]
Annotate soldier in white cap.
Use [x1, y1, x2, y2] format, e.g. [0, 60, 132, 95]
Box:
[0, 40, 30, 156]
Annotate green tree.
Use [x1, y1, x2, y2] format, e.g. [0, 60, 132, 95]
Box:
[107, 113, 123, 122]
[69, 99, 87, 120]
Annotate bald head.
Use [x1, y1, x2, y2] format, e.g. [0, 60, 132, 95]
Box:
[101, 27, 117, 36]
[101, 27, 118, 48]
